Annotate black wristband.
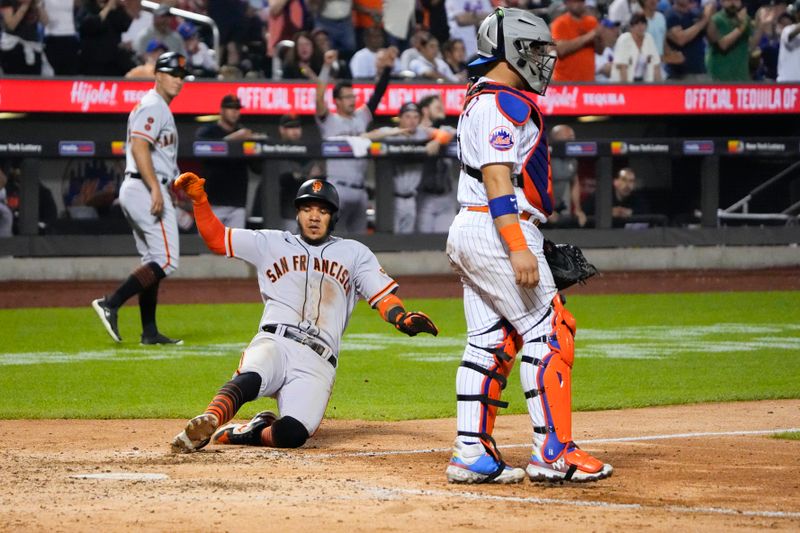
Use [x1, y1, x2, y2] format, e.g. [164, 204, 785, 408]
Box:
[386, 307, 404, 325]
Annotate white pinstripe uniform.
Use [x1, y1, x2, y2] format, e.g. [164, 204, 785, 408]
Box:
[121, 89, 180, 275]
[222, 228, 397, 433]
[446, 76, 557, 446]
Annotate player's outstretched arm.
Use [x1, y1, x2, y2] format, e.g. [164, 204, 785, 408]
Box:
[374, 294, 438, 337]
[174, 172, 226, 255]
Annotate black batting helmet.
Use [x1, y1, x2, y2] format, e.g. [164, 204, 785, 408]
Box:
[294, 178, 340, 231]
[155, 52, 190, 78]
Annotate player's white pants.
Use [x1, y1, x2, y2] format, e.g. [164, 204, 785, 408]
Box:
[416, 192, 457, 233]
[237, 330, 336, 435]
[119, 178, 179, 275]
[447, 209, 556, 442]
[393, 196, 416, 234]
[331, 181, 368, 234]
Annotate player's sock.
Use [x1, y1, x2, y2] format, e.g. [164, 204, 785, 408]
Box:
[139, 280, 160, 337]
[107, 262, 166, 308]
[260, 426, 275, 447]
[204, 372, 261, 427]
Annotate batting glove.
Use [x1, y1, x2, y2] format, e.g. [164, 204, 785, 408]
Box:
[395, 311, 439, 337]
[174, 172, 208, 204]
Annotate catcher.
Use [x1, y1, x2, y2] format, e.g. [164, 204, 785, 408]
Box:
[444, 8, 611, 483]
[171, 174, 438, 452]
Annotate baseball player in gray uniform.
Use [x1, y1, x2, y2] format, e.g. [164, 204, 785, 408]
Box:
[170, 173, 438, 452]
[416, 94, 457, 234]
[313, 49, 395, 233]
[92, 52, 189, 345]
[445, 8, 612, 484]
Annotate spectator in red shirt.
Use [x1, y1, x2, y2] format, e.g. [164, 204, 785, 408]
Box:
[551, 0, 599, 81]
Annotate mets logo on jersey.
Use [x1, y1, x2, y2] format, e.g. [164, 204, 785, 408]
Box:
[489, 126, 514, 151]
[312, 180, 323, 193]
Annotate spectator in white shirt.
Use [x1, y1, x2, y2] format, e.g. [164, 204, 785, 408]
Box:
[349, 25, 384, 79]
[777, 2, 800, 81]
[408, 32, 460, 81]
[595, 18, 621, 81]
[612, 13, 662, 81]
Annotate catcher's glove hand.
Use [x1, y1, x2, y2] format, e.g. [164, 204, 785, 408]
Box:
[543, 239, 599, 291]
[174, 172, 207, 203]
[395, 311, 439, 337]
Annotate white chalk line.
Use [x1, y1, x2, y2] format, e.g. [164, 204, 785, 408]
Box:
[361, 486, 800, 520]
[310, 427, 800, 459]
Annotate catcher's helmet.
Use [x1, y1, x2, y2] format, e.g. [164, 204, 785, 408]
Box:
[155, 52, 190, 79]
[294, 178, 340, 231]
[468, 8, 557, 95]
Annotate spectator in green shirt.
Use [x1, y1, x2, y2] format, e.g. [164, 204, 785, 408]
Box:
[706, 0, 754, 80]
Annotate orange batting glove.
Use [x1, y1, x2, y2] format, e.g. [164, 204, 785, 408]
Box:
[174, 172, 208, 204]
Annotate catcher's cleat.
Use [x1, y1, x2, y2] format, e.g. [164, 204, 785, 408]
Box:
[212, 411, 277, 446]
[446, 439, 525, 484]
[170, 413, 219, 453]
[141, 333, 184, 346]
[92, 297, 121, 342]
[526, 441, 613, 482]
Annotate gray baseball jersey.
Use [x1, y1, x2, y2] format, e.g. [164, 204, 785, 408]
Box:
[316, 106, 372, 187]
[125, 89, 180, 184]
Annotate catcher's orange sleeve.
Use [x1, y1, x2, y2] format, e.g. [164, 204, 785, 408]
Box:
[193, 200, 226, 255]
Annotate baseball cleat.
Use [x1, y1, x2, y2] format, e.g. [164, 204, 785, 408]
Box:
[141, 333, 184, 345]
[92, 297, 121, 342]
[170, 413, 219, 453]
[212, 410, 277, 446]
[445, 439, 525, 484]
[526, 442, 613, 482]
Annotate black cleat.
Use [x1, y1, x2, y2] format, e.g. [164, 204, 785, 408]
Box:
[212, 411, 278, 446]
[92, 297, 121, 342]
[140, 333, 183, 345]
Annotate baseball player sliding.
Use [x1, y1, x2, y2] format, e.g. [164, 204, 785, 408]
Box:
[170, 175, 438, 452]
[92, 52, 190, 345]
[445, 8, 613, 483]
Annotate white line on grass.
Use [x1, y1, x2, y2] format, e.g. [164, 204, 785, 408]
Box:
[362, 486, 800, 519]
[310, 427, 800, 459]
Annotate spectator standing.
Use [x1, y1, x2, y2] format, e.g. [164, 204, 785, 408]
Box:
[607, 0, 641, 26]
[551, 0, 599, 82]
[134, 4, 185, 58]
[706, 0, 753, 80]
[416, 94, 456, 234]
[266, 0, 308, 61]
[755, 10, 790, 79]
[281, 30, 324, 78]
[548, 124, 587, 227]
[179, 21, 217, 78]
[420, 0, 450, 44]
[196, 94, 267, 229]
[310, 27, 352, 78]
[312, 49, 394, 233]
[120, 0, 151, 53]
[349, 25, 384, 78]
[42, 0, 79, 75]
[409, 32, 460, 81]
[665, 0, 715, 81]
[442, 37, 467, 80]
[612, 12, 662, 81]
[207, 0, 245, 67]
[445, 0, 492, 58]
[313, 0, 356, 58]
[595, 18, 620, 81]
[640, 0, 666, 55]
[0, 0, 46, 75]
[77, 0, 134, 76]
[124, 38, 166, 78]
[352, 0, 381, 48]
[777, 1, 800, 81]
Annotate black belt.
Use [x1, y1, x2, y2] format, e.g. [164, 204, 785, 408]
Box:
[332, 180, 365, 190]
[261, 324, 337, 369]
[462, 165, 521, 187]
[127, 172, 169, 186]
[394, 192, 416, 199]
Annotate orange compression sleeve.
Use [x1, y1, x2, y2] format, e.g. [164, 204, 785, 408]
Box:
[193, 200, 226, 255]
[499, 222, 527, 252]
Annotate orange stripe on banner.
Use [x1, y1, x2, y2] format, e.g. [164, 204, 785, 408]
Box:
[159, 220, 171, 270]
[131, 131, 156, 143]
[368, 281, 398, 306]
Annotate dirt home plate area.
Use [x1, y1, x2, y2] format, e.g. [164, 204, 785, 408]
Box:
[2, 270, 799, 530]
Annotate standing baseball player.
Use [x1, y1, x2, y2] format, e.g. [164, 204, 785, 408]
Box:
[445, 8, 613, 483]
[92, 52, 189, 345]
[170, 174, 438, 452]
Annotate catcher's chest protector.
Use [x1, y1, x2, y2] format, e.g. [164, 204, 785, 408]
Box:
[464, 82, 554, 216]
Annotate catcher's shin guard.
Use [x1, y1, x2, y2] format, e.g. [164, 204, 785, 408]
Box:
[455, 319, 521, 482]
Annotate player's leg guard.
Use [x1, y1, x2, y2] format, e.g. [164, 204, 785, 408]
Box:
[520, 296, 612, 482]
[448, 319, 525, 484]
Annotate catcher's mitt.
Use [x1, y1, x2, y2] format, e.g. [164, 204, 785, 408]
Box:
[543, 239, 599, 291]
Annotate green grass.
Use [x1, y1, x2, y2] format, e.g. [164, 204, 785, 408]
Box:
[2, 291, 799, 420]
[773, 431, 800, 441]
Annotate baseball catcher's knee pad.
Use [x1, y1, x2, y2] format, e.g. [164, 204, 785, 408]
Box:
[528, 296, 577, 462]
[457, 319, 522, 459]
[270, 416, 309, 448]
[229, 372, 261, 403]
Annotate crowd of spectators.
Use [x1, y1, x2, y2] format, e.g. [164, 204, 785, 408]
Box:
[1, 0, 797, 81]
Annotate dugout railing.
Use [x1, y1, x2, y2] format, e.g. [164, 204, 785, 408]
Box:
[1, 137, 799, 257]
